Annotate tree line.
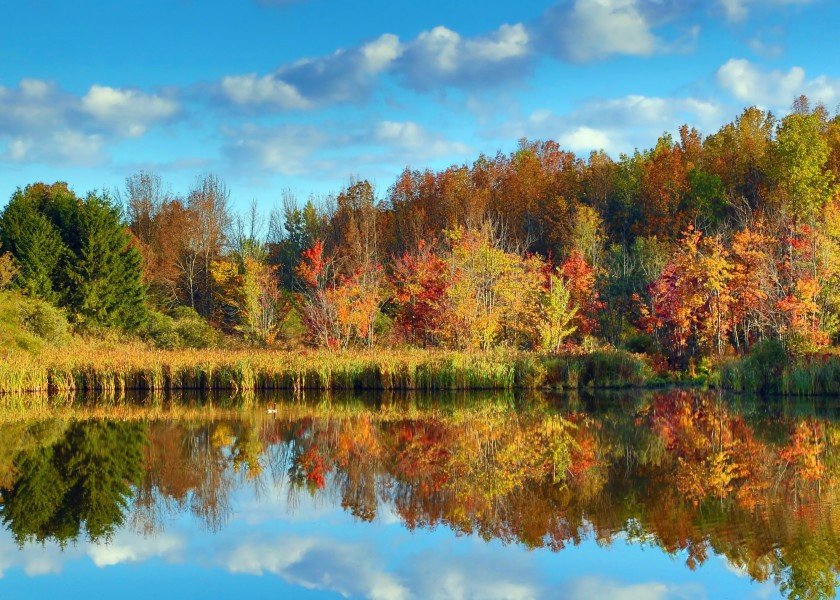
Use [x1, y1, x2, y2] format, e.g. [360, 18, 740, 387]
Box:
[0, 96, 838, 369]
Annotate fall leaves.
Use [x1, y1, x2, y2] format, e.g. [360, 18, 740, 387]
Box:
[640, 216, 840, 368]
[292, 223, 600, 351]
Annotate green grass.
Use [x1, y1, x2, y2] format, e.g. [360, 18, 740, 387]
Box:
[715, 352, 840, 396]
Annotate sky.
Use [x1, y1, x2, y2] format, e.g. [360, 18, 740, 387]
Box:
[1, 0, 839, 211]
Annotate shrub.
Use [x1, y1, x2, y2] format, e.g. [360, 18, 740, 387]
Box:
[19, 300, 70, 345]
[175, 316, 217, 349]
[145, 311, 180, 350]
[624, 332, 656, 354]
[171, 306, 202, 321]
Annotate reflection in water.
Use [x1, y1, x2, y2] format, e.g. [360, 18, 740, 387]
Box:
[0, 390, 839, 598]
[0, 420, 146, 545]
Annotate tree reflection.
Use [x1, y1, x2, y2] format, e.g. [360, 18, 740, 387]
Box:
[0, 420, 146, 545]
[3, 391, 840, 598]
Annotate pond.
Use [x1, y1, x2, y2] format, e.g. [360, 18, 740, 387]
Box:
[0, 389, 838, 599]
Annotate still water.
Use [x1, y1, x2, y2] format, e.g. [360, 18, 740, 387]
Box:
[0, 389, 838, 599]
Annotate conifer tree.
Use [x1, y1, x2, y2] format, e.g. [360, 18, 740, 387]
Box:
[62, 193, 147, 330]
[0, 188, 66, 301]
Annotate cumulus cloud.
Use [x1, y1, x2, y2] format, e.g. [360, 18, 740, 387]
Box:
[716, 58, 840, 109]
[558, 126, 614, 153]
[88, 532, 184, 567]
[0, 79, 180, 166]
[218, 34, 402, 109]
[564, 576, 704, 600]
[374, 121, 470, 157]
[222, 123, 334, 175]
[0, 528, 184, 578]
[220, 74, 311, 110]
[501, 94, 725, 155]
[216, 2, 725, 112]
[81, 85, 179, 137]
[397, 23, 532, 90]
[539, 0, 697, 62]
[405, 551, 543, 600]
[217, 21, 534, 111]
[222, 119, 470, 177]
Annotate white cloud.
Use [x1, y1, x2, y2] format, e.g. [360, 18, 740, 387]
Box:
[220, 74, 311, 110]
[217, 33, 403, 109]
[222, 118, 470, 178]
[565, 577, 705, 600]
[218, 22, 531, 109]
[374, 121, 470, 156]
[398, 23, 531, 90]
[361, 34, 403, 73]
[0, 79, 180, 166]
[717, 58, 840, 109]
[0, 528, 183, 578]
[541, 0, 659, 62]
[499, 94, 725, 156]
[4, 130, 106, 167]
[88, 532, 184, 567]
[559, 126, 614, 153]
[222, 123, 334, 175]
[81, 85, 179, 137]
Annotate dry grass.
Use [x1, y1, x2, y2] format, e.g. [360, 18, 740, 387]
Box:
[0, 340, 653, 395]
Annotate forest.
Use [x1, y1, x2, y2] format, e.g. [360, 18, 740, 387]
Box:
[1, 96, 839, 393]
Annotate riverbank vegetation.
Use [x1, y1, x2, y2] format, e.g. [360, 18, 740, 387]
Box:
[1, 97, 839, 394]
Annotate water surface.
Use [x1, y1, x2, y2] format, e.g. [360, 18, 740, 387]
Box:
[0, 390, 838, 599]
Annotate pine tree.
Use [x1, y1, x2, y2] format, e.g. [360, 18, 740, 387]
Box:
[0, 188, 66, 301]
[62, 193, 147, 330]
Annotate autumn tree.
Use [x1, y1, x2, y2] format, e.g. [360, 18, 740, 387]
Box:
[535, 269, 577, 352]
[212, 255, 289, 345]
[560, 250, 603, 340]
[773, 100, 836, 224]
[186, 174, 231, 318]
[642, 227, 734, 366]
[390, 240, 449, 346]
[439, 223, 544, 350]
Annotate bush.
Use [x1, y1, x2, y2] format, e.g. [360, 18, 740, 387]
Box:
[143, 307, 218, 349]
[171, 306, 202, 321]
[624, 332, 656, 354]
[145, 311, 180, 350]
[18, 299, 69, 345]
[175, 317, 217, 349]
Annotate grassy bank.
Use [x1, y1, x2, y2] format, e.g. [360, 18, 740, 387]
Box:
[715, 352, 840, 396]
[0, 344, 656, 395]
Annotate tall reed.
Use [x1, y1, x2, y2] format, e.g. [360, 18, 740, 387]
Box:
[0, 345, 655, 395]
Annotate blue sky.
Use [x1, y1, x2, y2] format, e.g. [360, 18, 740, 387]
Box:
[1, 0, 838, 211]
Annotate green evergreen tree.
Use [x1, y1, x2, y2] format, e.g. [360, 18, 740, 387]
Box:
[62, 193, 148, 330]
[0, 188, 66, 301]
